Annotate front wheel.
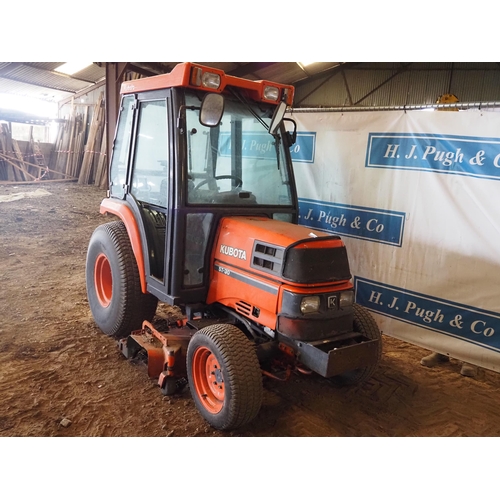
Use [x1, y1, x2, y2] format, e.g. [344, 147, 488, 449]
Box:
[86, 221, 158, 338]
[187, 324, 263, 430]
[329, 303, 382, 387]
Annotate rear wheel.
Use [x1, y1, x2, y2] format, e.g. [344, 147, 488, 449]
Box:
[330, 303, 382, 387]
[187, 324, 263, 430]
[86, 221, 158, 338]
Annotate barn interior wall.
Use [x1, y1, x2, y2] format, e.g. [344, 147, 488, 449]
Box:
[294, 63, 500, 108]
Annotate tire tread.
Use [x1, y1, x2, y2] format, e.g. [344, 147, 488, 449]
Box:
[188, 324, 262, 430]
[86, 221, 157, 337]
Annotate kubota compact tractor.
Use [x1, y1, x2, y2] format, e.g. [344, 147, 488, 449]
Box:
[86, 63, 382, 430]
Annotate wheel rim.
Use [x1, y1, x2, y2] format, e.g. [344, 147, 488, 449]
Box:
[192, 346, 225, 414]
[94, 253, 112, 307]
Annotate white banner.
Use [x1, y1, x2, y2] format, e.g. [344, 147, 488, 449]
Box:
[289, 109, 500, 372]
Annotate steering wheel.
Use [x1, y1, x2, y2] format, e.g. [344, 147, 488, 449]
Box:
[194, 175, 243, 190]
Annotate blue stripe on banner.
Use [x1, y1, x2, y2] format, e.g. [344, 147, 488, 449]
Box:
[354, 276, 500, 352]
[298, 198, 406, 246]
[365, 132, 500, 181]
[290, 132, 316, 163]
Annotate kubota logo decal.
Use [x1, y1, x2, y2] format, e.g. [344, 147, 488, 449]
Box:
[220, 244, 247, 260]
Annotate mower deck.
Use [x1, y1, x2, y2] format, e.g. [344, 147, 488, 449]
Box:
[118, 320, 193, 394]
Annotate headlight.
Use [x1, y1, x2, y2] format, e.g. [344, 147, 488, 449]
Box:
[339, 291, 354, 308]
[263, 86, 279, 101]
[300, 296, 320, 314]
[201, 72, 221, 89]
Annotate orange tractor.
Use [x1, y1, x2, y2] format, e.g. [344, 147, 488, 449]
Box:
[86, 63, 382, 430]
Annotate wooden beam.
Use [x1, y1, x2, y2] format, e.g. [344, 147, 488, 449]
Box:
[0, 178, 78, 185]
[105, 63, 128, 169]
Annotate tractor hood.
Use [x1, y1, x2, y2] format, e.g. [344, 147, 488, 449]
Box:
[213, 217, 352, 285]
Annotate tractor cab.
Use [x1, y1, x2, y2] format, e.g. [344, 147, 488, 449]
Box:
[104, 63, 297, 307]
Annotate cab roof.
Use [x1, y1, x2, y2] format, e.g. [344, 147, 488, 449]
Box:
[120, 62, 295, 106]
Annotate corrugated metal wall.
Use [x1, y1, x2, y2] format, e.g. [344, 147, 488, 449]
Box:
[294, 62, 500, 108]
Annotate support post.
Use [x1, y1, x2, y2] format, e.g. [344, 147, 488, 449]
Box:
[105, 63, 129, 177]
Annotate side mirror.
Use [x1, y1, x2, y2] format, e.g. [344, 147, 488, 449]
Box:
[283, 117, 297, 147]
[200, 93, 224, 127]
[269, 101, 287, 135]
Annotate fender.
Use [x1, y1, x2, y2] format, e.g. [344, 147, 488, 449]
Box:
[100, 198, 147, 293]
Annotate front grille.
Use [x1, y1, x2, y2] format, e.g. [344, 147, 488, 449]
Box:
[251, 241, 284, 276]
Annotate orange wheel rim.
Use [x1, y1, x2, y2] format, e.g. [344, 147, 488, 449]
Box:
[94, 253, 112, 307]
[192, 346, 224, 414]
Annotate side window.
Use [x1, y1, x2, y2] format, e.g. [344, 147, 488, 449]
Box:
[130, 100, 169, 207]
[109, 95, 134, 198]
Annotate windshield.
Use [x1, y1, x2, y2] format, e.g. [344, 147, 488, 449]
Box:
[185, 91, 293, 206]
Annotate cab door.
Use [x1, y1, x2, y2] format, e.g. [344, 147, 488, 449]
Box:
[126, 91, 172, 298]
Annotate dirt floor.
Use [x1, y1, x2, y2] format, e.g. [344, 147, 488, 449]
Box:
[1, 181, 500, 438]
